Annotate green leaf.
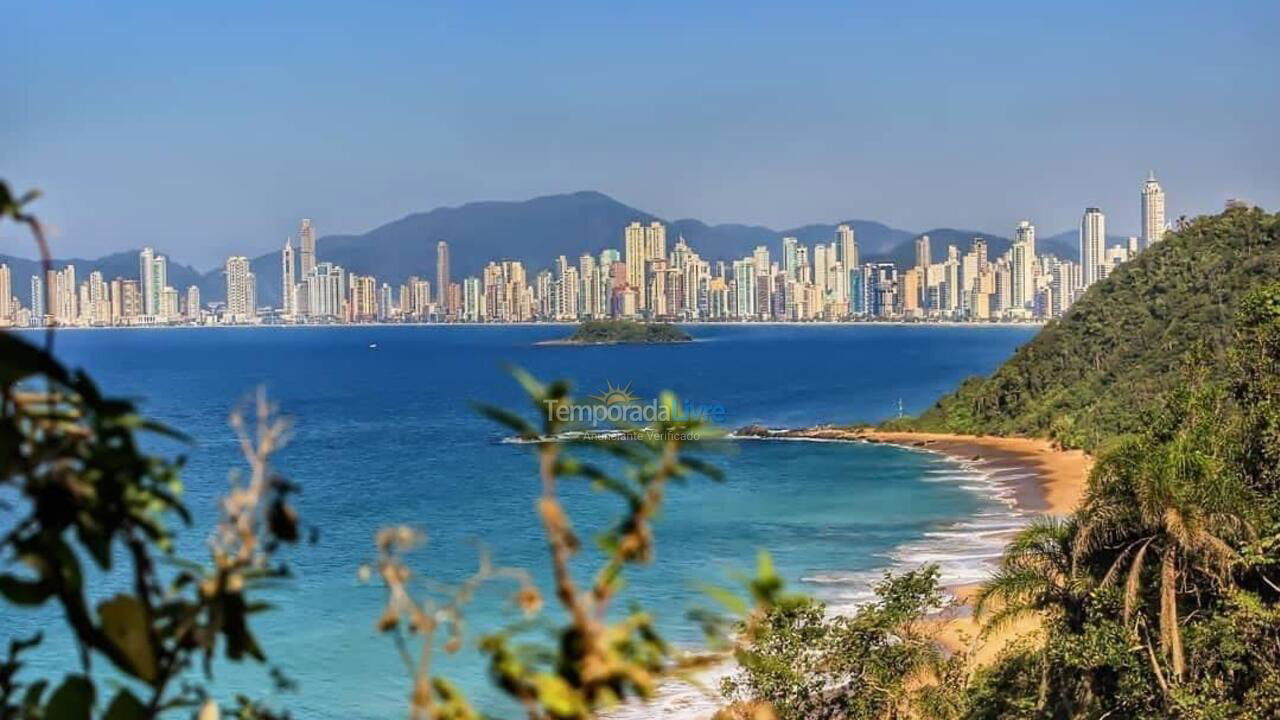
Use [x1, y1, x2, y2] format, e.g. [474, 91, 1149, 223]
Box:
[98, 594, 158, 683]
[0, 574, 52, 606]
[0, 333, 67, 385]
[21, 679, 48, 711]
[103, 688, 147, 720]
[533, 673, 587, 717]
[46, 675, 94, 720]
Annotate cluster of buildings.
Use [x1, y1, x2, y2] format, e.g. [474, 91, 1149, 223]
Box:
[0, 174, 1168, 328]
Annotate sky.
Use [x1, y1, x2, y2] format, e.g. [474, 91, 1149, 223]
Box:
[3, 0, 1278, 269]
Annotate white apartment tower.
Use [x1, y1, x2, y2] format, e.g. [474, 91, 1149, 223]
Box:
[1141, 172, 1166, 248]
[1014, 221, 1036, 308]
[139, 248, 157, 316]
[436, 241, 451, 307]
[186, 285, 201, 320]
[915, 234, 931, 271]
[281, 238, 297, 317]
[0, 263, 10, 324]
[298, 218, 316, 276]
[624, 222, 647, 310]
[225, 256, 253, 321]
[835, 224, 858, 271]
[1080, 208, 1107, 288]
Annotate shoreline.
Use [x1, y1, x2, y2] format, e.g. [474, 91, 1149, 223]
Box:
[611, 428, 1092, 718]
[730, 427, 1092, 669]
[732, 426, 1091, 515]
[5, 319, 1046, 332]
[843, 429, 1091, 666]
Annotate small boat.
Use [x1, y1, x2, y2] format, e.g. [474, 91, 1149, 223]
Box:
[368, 343, 378, 349]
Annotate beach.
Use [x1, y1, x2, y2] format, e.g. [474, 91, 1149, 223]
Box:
[772, 428, 1093, 670]
[609, 427, 1094, 718]
[733, 426, 1090, 515]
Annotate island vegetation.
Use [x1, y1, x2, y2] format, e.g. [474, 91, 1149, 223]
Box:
[548, 318, 692, 345]
[5, 179, 1280, 720]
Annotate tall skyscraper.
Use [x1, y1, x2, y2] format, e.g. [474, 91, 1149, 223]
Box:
[186, 286, 201, 319]
[835, 224, 858, 271]
[914, 235, 931, 270]
[0, 263, 10, 324]
[151, 255, 167, 318]
[139, 247, 156, 316]
[1141, 172, 1166, 248]
[624, 222, 648, 310]
[138, 249, 167, 320]
[644, 221, 666, 262]
[281, 238, 296, 317]
[299, 218, 316, 276]
[1014, 221, 1036, 308]
[30, 275, 44, 321]
[225, 256, 253, 321]
[781, 237, 799, 280]
[436, 241, 450, 307]
[1080, 208, 1106, 288]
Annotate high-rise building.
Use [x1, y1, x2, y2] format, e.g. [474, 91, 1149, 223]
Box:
[624, 222, 647, 310]
[161, 286, 180, 321]
[1013, 221, 1036, 308]
[782, 237, 799, 281]
[139, 247, 157, 316]
[30, 275, 44, 322]
[350, 275, 378, 322]
[281, 238, 297, 317]
[732, 259, 756, 319]
[644, 221, 666, 263]
[436, 240, 450, 308]
[835, 225, 858, 272]
[0, 263, 10, 325]
[299, 219, 316, 277]
[120, 280, 141, 320]
[137, 250, 167, 321]
[914, 235, 931, 271]
[186, 286, 201, 320]
[1141, 172, 1166, 248]
[1080, 207, 1106, 288]
[307, 263, 345, 319]
[225, 256, 253, 321]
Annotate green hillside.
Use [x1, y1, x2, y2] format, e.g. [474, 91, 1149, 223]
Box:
[890, 205, 1280, 450]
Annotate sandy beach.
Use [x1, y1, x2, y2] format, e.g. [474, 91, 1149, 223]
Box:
[732, 426, 1094, 669]
[612, 427, 1094, 717]
[848, 429, 1092, 666]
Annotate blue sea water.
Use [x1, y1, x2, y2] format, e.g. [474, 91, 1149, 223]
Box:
[2, 324, 1036, 718]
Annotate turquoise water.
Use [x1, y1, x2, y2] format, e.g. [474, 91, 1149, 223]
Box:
[2, 324, 1036, 718]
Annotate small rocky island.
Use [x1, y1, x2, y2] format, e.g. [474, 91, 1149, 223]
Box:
[539, 319, 692, 345]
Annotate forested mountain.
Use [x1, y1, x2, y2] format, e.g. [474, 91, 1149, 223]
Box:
[894, 205, 1280, 450]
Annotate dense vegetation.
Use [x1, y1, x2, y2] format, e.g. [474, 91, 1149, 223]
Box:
[561, 319, 691, 344]
[7, 177, 1280, 720]
[889, 207, 1280, 452]
[718, 207, 1280, 718]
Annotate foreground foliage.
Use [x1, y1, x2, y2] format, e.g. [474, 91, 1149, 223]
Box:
[1, 182, 306, 718]
[723, 566, 965, 720]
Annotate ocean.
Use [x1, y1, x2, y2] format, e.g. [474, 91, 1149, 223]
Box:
[2, 324, 1037, 718]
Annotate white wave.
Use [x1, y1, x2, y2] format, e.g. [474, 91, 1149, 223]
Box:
[607, 444, 1037, 719]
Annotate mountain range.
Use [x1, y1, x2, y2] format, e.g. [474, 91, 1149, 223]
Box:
[2, 191, 1118, 308]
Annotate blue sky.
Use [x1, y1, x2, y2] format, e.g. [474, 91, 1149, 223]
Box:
[3, 0, 1278, 268]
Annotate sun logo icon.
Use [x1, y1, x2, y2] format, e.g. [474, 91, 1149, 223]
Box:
[590, 381, 637, 406]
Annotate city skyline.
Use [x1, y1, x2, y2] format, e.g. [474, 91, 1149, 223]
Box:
[0, 173, 1180, 328]
[4, 2, 1278, 266]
